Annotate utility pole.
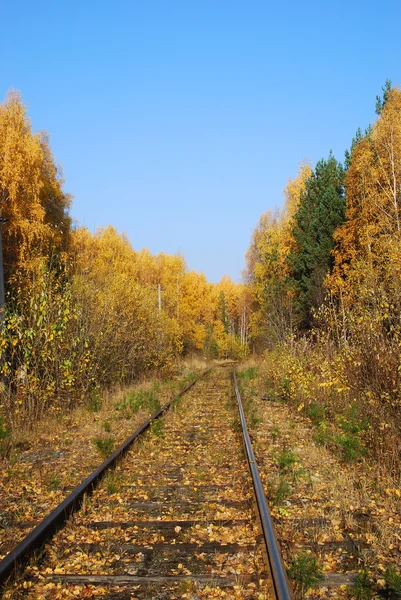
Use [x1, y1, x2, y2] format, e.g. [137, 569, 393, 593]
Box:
[158, 283, 162, 314]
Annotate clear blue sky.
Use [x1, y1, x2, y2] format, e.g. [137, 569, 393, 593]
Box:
[1, 1, 400, 282]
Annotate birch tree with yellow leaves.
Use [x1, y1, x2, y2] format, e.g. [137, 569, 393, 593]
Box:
[325, 84, 401, 396]
[245, 164, 311, 346]
[0, 91, 71, 280]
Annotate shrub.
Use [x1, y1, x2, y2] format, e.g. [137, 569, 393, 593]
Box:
[271, 475, 291, 505]
[88, 392, 102, 413]
[277, 449, 297, 471]
[314, 422, 332, 446]
[102, 472, 120, 494]
[245, 399, 260, 429]
[335, 404, 368, 461]
[306, 401, 326, 426]
[278, 376, 292, 400]
[0, 263, 98, 425]
[114, 389, 160, 417]
[385, 565, 401, 597]
[335, 432, 367, 462]
[287, 551, 322, 597]
[238, 366, 259, 381]
[349, 569, 374, 600]
[92, 436, 114, 458]
[150, 419, 164, 438]
[0, 416, 9, 441]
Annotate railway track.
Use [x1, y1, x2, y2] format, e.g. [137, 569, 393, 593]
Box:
[1, 367, 292, 599]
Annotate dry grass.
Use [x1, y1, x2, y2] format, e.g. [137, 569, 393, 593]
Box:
[239, 358, 401, 597]
[179, 354, 211, 371]
[0, 362, 207, 561]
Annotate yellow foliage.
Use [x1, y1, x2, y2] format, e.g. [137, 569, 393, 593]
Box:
[0, 91, 249, 429]
[0, 90, 71, 278]
[245, 163, 311, 345]
[329, 88, 401, 306]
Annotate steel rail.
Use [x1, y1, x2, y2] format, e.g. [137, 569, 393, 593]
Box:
[233, 368, 292, 600]
[0, 373, 207, 587]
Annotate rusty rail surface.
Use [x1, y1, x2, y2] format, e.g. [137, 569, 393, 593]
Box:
[233, 367, 292, 600]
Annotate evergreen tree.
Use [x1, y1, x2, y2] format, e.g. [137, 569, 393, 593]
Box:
[344, 128, 363, 170]
[375, 78, 392, 115]
[287, 153, 345, 327]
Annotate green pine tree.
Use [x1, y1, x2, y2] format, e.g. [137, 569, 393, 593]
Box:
[287, 153, 345, 328]
[345, 127, 363, 170]
[375, 78, 392, 115]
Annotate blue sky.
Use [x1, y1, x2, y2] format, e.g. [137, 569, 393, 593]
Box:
[1, 1, 401, 282]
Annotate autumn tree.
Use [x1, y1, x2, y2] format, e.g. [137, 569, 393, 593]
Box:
[0, 89, 250, 427]
[330, 87, 401, 304]
[0, 91, 71, 281]
[176, 270, 213, 352]
[325, 86, 401, 396]
[209, 276, 249, 358]
[38, 132, 72, 257]
[71, 226, 179, 383]
[246, 164, 311, 346]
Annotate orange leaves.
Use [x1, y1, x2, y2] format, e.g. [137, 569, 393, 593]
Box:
[329, 87, 401, 308]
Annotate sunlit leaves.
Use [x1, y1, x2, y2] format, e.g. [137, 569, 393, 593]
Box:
[245, 164, 311, 345]
[0, 91, 71, 278]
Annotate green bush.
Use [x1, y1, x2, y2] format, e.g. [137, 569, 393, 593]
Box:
[103, 472, 120, 494]
[314, 422, 332, 446]
[231, 418, 241, 433]
[150, 419, 164, 438]
[338, 403, 369, 436]
[0, 416, 10, 456]
[264, 383, 281, 402]
[335, 432, 367, 462]
[92, 436, 114, 458]
[0, 416, 9, 441]
[277, 449, 297, 471]
[287, 551, 322, 596]
[306, 401, 326, 425]
[204, 335, 219, 359]
[385, 565, 401, 597]
[151, 378, 161, 393]
[114, 389, 160, 417]
[335, 404, 368, 461]
[238, 366, 259, 381]
[180, 370, 197, 384]
[88, 392, 102, 413]
[270, 425, 281, 440]
[349, 569, 374, 600]
[245, 399, 260, 428]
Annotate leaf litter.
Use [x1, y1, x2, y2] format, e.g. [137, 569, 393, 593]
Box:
[4, 368, 273, 599]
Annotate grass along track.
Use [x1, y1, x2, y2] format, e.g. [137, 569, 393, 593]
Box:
[4, 368, 275, 599]
[237, 365, 401, 599]
[0, 372, 201, 564]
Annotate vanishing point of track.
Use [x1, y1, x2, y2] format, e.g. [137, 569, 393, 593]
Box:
[0, 367, 292, 599]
